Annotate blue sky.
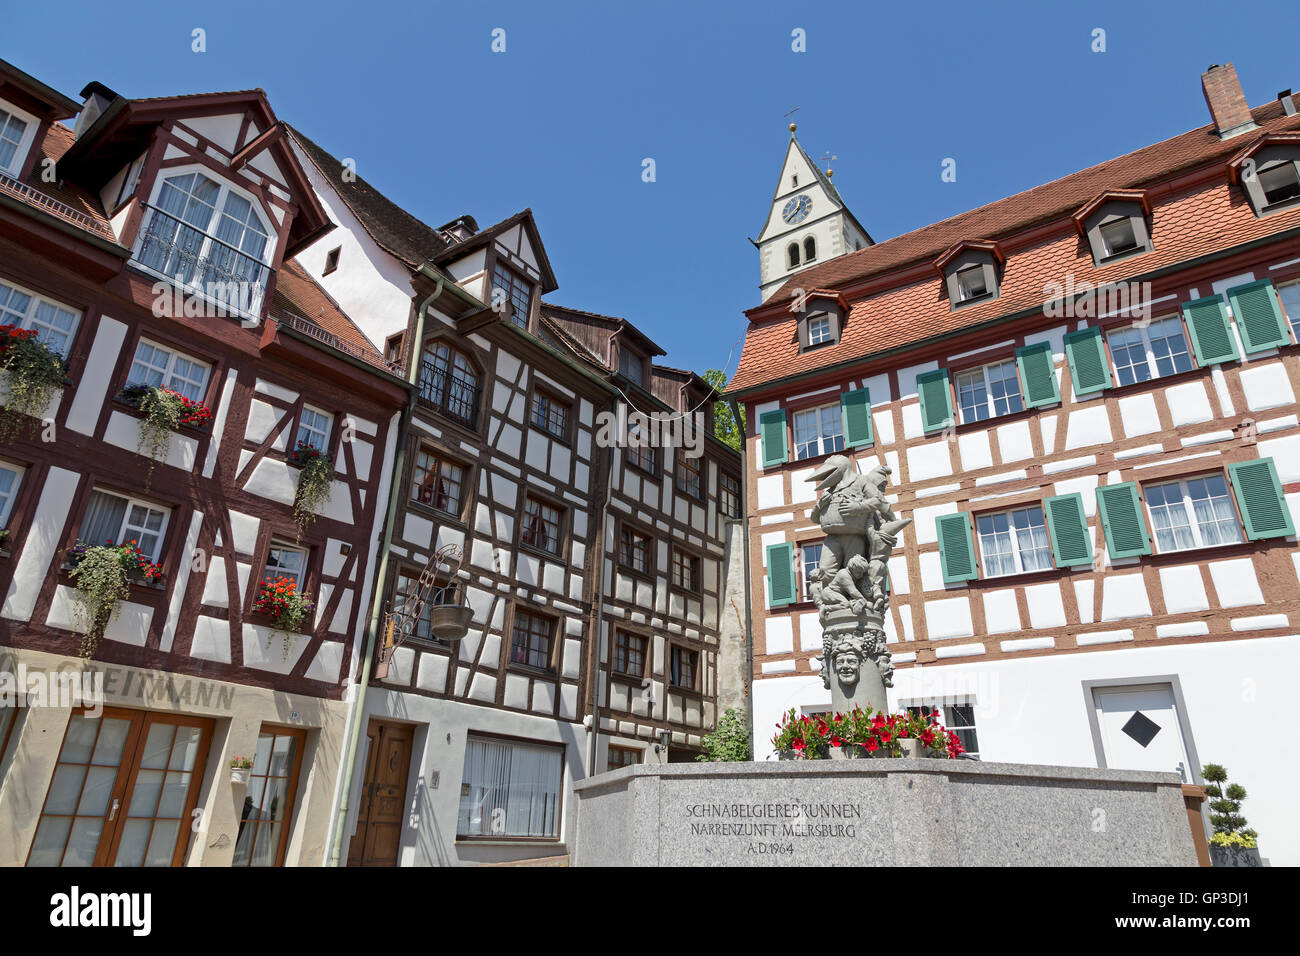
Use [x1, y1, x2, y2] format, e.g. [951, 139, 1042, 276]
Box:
[8, 0, 1300, 382]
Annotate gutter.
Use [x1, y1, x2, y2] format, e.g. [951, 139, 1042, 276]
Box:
[325, 271, 443, 866]
[726, 223, 1300, 402]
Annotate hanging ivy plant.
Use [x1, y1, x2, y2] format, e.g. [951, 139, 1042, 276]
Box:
[291, 442, 334, 539]
[66, 541, 164, 659]
[118, 384, 213, 486]
[0, 325, 66, 443]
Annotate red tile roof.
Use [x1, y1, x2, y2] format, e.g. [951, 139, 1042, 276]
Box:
[271, 259, 391, 372]
[730, 99, 1300, 395]
[1, 122, 118, 242]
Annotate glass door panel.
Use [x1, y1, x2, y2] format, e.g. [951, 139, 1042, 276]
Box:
[27, 709, 212, 868]
[232, 727, 304, 867]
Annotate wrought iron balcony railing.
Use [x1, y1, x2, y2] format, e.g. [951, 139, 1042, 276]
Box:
[416, 357, 480, 430]
[132, 204, 270, 317]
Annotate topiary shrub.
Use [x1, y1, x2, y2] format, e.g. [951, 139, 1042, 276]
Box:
[1203, 763, 1258, 845]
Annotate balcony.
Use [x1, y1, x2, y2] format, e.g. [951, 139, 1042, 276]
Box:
[416, 357, 480, 430]
[132, 204, 270, 318]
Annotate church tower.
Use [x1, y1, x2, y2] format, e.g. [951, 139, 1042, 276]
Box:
[756, 124, 873, 301]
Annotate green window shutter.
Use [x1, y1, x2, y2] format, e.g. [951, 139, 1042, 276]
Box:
[917, 369, 953, 435]
[1228, 458, 1295, 540]
[1182, 296, 1240, 367]
[1015, 342, 1061, 409]
[1044, 493, 1094, 568]
[841, 387, 873, 448]
[1095, 482, 1151, 560]
[1226, 280, 1290, 354]
[935, 513, 978, 583]
[1064, 327, 1112, 396]
[759, 409, 788, 467]
[766, 542, 797, 607]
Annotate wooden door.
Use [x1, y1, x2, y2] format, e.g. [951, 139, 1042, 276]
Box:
[26, 708, 213, 867]
[346, 720, 413, 867]
[1094, 683, 1193, 782]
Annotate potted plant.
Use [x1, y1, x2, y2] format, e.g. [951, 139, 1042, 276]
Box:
[117, 384, 213, 485]
[0, 325, 65, 442]
[1203, 763, 1263, 867]
[66, 540, 166, 659]
[771, 706, 965, 760]
[229, 756, 254, 785]
[251, 575, 314, 659]
[289, 441, 333, 539]
[771, 708, 830, 759]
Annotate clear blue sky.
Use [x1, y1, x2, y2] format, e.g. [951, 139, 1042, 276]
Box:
[7, 0, 1300, 382]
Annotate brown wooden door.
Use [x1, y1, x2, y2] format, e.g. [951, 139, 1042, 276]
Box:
[26, 708, 213, 867]
[346, 720, 413, 867]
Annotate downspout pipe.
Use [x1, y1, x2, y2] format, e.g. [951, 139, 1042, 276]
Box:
[585, 416, 614, 778]
[326, 274, 443, 866]
[728, 397, 755, 753]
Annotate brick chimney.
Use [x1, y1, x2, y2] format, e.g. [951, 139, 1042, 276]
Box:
[1201, 63, 1257, 139]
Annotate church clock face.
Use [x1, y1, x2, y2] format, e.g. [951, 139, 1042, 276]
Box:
[782, 194, 812, 225]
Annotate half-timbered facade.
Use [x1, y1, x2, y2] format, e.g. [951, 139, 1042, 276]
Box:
[731, 64, 1300, 865]
[288, 127, 744, 866]
[0, 62, 408, 867]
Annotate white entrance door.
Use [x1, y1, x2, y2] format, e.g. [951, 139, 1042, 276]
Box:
[1093, 683, 1193, 782]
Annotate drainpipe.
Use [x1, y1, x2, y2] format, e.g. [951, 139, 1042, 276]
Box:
[326, 273, 443, 866]
[728, 397, 755, 753]
[585, 406, 615, 778]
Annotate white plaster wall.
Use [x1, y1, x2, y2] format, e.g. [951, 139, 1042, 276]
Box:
[753, 636, 1300, 865]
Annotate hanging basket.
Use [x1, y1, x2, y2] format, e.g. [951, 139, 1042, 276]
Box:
[429, 604, 474, 641]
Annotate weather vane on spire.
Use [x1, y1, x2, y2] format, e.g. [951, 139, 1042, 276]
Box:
[784, 105, 800, 132]
[819, 150, 838, 172]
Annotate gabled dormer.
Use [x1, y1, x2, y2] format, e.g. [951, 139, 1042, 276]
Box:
[1227, 132, 1300, 217]
[0, 59, 79, 182]
[57, 87, 332, 321]
[1071, 189, 1154, 266]
[432, 209, 557, 332]
[935, 239, 1005, 310]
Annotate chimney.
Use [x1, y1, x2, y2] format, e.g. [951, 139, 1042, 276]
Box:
[1201, 63, 1257, 139]
[73, 81, 119, 140]
[1280, 89, 1297, 117]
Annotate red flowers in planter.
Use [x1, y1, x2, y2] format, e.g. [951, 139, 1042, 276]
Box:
[118, 383, 213, 427]
[252, 575, 314, 633]
[0, 324, 39, 356]
[771, 705, 964, 759]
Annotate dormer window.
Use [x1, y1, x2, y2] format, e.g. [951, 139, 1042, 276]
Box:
[807, 314, 832, 346]
[0, 103, 36, 178]
[1099, 218, 1139, 257]
[1075, 194, 1153, 266]
[135, 170, 272, 316]
[955, 265, 988, 302]
[937, 242, 1003, 309]
[618, 345, 644, 386]
[1258, 161, 1300, 206]
[492, 263, 532, 329]
[1231, 139, 1300, 216]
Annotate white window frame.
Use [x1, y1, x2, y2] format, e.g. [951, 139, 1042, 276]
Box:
[1106, 316, 1194, 387]
[905, 700, 980, 758]
[127, 338, 211, 402]
[1143, 473, 1243, 554]
[456, 735, 563, 840]
[295, 405, 332, 453]
[791, 403, 845, 460]
[264, 541, 308, 590]
[131, 165, 274, 318]
[975, 505, 1052, 577]
[0, 459, 24, 528]
[82, 489, 171, 563]
[955, 265, 988, 302]
[1277, 281, 1300, 341]
[800, 542, 823, 601]
[0, 277, 82, 357]
[0, 100, 39, 178]
[807, 314, 832, 346]
[954, 359, 1022, 424]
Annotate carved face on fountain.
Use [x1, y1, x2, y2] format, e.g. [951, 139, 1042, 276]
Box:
[833, 650, 861, 688]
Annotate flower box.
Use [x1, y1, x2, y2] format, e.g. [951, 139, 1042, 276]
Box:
[230, 767, 251, 785]
[116, 384, 213, 430]
[771, 706, 964, 760]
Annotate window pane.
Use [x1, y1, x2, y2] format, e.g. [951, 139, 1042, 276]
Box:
[956, 369, 990, 423]
[457, 737, 562, 839]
